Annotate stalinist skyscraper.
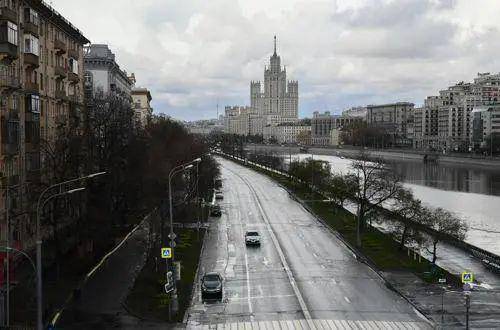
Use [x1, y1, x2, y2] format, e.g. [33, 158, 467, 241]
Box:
[250, 36, 299, 134]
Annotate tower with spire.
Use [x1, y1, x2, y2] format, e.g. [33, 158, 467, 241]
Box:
[250, 36, 299, 134]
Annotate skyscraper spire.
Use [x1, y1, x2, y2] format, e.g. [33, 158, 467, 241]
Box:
[273, 35, 277, 55]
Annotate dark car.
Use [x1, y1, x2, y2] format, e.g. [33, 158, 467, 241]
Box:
[201, 272, 223, 301]
[210, 205, 222, 217]
[215, 192, 223, 200]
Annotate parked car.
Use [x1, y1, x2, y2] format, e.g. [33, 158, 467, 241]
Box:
[210, 205, 222, 217]
[201, 272, 223, 301]
[245, 231, 261, 246]
[215, 192, 224, 200]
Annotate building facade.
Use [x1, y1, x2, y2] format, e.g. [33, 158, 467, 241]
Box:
[413, 96, 439, 150]
[0, 0, 88, 270]
[366, 102, 414, 147]
[224, 37, 299, 136]
[471, 105, 500, 150]
[263, 121, 311, 144]
[436, 73, 500, 152]
[311, 111, 362, 145]
[83, 44, 132, 102]
[131, 87, 152, 127]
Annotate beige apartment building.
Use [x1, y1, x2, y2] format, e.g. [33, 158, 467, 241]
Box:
[131, 87, 152, 127]
[0, 0, 88, 258]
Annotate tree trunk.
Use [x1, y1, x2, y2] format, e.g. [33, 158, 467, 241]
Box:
[399, 225, 409, 250]
[356, 204, 364, 247]
[432, 240, 438, 264]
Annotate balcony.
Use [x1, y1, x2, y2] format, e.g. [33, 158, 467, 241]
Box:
[24, 81, 39, 93]
[68, 48, 79, 59]
[24, 53, 39, 68]
[54, 38, 66, 54]
[0, 6, 17, 23]
[0, 42, 17, 62]
[24, 22, 38, 37]
[54, 65, 67, 79]
[67, 71, 79, 84]
[55, 90, 67, 102]
[0, 72, 20, 90]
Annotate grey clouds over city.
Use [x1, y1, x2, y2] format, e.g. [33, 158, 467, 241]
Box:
[52, 0, 500, 120]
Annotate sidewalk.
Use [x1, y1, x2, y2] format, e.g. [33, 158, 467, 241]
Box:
[57, 219, 152, 328]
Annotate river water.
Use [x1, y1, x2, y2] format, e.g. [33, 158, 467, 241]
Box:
[281, 152, 500, 255]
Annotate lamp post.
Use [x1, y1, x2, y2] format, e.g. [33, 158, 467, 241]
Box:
[167, 158, 201, 257]
[35, 171, 104, 330]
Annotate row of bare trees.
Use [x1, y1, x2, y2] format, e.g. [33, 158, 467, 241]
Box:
[36, 94, 219, 271]
[289, 153, 468, 264]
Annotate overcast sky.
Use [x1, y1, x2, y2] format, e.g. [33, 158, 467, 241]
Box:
[52, 0, 500, 120]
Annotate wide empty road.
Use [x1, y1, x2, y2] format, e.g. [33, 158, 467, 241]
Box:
[186, 158, 431, 329]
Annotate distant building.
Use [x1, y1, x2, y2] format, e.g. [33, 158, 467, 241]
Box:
[471, 105, 500, 150]
[84, 44, 133, 102]
[413, 96, 440, 150]
[131, 87, 153, 127]
[436, 73, 500, 152]
[263, 120, 311, 144]
[366, 102, 414, 147]
[342, 106, 367, 119]
[224, 37, 299, 136]
[330, 128, 341, 146]
[311, 111, 362, 145]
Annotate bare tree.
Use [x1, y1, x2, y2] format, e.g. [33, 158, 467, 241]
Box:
[350, 153, 402, 247]
[423, 207, 468, 264]
[390, 188, 425, 250]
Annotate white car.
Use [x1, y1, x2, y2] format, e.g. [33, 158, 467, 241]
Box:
[245, 231, 261, 246]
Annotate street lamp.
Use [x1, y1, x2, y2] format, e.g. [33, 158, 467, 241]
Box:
[167, 158, 201, 258]
[35, 172, 104, 330]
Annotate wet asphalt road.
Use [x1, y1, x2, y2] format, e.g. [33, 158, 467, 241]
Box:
[186, 158, 431, 329]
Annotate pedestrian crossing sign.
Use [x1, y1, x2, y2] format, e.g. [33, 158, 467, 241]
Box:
[161, 247, 172, 259]
[461, 271, 473, 283]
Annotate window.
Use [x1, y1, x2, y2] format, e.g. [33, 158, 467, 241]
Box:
[69, 58, 78, 74]
[7, 21, 18, 45]
[24, 34, 39, 55]
[26, 94, 40, 113]
[24, 8, 39, 26]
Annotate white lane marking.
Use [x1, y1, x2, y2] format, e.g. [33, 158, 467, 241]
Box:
[234, 170, 314, 326]
[228, 294, 296, 301]
[243, 250, 253, 320]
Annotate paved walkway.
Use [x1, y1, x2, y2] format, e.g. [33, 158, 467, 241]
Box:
[57, 220, 152, 328]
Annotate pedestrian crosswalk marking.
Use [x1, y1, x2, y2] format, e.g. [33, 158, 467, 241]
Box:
[187, 319, 431, 329]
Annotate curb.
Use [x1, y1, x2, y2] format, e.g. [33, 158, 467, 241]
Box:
[182, 227, 208, 324]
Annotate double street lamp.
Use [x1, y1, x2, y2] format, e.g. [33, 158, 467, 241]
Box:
[167, 158, 201, 260]
[35, 171, 105, 330]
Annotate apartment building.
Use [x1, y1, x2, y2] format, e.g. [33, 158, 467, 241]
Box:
[471, 105, 500, 150]
[436, 73, 500, 151]
[413, 96, 439, 150]
[131, 87, 152, 127]
[263, 121, 311, 144]
[311, 111, 362, 145]
[83, 44, 132, 103]
[0, 0, 88, 264]
[366, 102, 414, 146]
